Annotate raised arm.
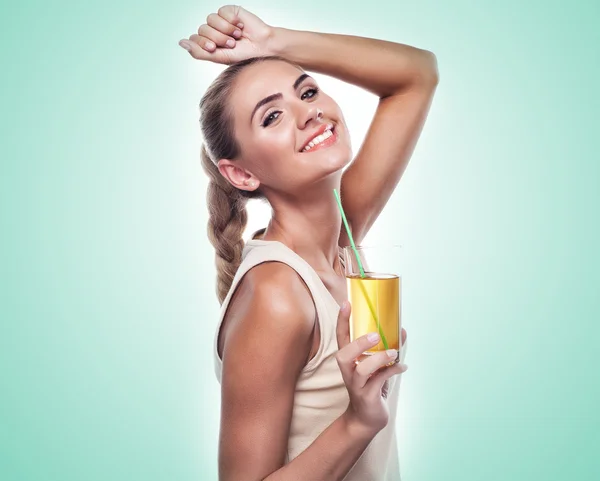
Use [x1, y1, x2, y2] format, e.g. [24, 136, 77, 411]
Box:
[268, 28, 439, 246]
[180, 8, 438, 247]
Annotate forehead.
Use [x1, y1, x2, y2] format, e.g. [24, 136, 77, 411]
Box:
[230, 60, 305, 116]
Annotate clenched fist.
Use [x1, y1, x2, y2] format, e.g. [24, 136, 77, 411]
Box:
[178, 5, 275, 65]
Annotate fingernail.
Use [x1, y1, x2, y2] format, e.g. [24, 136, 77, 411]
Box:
[226, 38, 235, 48]
[386, 349, 397, 358]
[367, 332, 380, 342]
[178, 40, 192, 52]
[205, 41, 215, 50]
[232, 29, 242, 38]
[237, 22, 244, 28]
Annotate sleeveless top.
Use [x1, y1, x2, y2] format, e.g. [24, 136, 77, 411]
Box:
[213, 229, 409, 481]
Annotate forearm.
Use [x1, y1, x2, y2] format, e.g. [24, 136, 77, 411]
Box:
[269, 27, 438, 98]
[263, 410, 376, 481]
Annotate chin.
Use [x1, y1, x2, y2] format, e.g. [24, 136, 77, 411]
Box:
[315, 152, 352, 181]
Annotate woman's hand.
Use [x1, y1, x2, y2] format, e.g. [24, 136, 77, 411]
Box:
[178, 5, 274, 65]
[336, 302, 408, 436]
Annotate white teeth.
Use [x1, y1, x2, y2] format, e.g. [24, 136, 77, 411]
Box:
[302, 128, 333, 152]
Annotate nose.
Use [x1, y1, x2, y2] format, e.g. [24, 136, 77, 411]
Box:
[297, 104, 324, 129]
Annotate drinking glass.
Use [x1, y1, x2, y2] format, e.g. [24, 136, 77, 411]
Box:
[342, 245, 402, 363]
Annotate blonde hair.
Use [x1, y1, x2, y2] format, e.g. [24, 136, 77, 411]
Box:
[199, 55, 300, 305]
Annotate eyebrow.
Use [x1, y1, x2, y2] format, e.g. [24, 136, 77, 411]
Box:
[250, 73, 311, 123]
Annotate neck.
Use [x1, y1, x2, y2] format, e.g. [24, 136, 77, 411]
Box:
[259, 181, 344, 275]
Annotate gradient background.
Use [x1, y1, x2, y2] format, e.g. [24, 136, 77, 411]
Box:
[1, 0, 599, 480]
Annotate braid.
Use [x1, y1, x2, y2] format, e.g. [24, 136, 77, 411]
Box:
[197, 55, 301, 304]
[201, 145, 250, 305]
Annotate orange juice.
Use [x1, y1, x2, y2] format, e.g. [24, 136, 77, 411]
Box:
[346, 273, 401, 356]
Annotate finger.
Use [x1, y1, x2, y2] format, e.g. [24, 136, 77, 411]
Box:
[179, 38, 216, 60]
[336, 331, 381, 381]
[401, 327, 407, 346]
[197, 24, 236, 49]
[187, 34, 216, 52]
[335, 301, 351, 351]
[366, 362, 408, 397]
[207, 12, 243, 39]
[354, 349, 399, 388]
[217, 4, 244, 28]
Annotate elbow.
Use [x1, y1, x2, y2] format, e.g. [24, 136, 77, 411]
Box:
[421, 50, 439, 87]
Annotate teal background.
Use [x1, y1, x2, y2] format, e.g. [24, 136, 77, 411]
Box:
[1, 0, 599, 480]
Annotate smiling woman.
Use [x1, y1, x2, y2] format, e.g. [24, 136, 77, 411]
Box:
[180, 4, 437, 481]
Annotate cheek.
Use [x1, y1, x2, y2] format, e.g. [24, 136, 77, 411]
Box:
[257, 126, 295, 154]
[245, 133, 295, 180]
[323, 94, 342, 114]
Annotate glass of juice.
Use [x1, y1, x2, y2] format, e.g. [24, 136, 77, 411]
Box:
[342, 245, 402, 363]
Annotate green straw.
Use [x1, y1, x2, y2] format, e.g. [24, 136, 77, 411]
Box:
[333, 189, 389, 350]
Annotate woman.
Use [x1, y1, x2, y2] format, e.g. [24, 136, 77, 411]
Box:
[179, 5, 438, 481]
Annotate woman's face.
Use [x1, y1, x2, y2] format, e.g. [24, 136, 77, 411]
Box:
[222, 60, 352, 194]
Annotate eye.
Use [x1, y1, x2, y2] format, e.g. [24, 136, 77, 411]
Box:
[301, 87, 319, 101]
[261, 110, 281, 127]
[260, 87, 320, 128]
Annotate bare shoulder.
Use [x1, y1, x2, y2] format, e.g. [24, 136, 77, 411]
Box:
[240, 260, 316, 328]
[220, 261, 317, 359]
[218, 261, 318, 480]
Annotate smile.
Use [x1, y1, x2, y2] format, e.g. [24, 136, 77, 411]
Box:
[300, 126, 338, 153]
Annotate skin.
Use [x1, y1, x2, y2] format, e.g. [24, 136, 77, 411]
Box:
[180, 5, 438, 481]
[218, 59, 352, 308]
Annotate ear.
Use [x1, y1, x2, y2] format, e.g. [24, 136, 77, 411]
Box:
[217, 159, 260, 191]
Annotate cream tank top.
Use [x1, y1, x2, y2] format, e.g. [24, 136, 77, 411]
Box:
[213, 231, 409, 481]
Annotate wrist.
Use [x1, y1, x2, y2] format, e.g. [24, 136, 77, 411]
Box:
[342, 408, 379, 443]
[267, 26, 293, 57]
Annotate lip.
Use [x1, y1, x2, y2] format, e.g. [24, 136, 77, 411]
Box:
[299, 122, 334, 152]
[299, 125, 338, 154]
